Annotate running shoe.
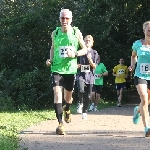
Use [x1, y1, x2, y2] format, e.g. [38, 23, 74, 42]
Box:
[56, 123, 65, 135]
[88, 104, 94, 112]
[77, 103, 83, 114]
[82, 113, 87, 120]
[94, 106, 99, 112]
[117, 103, 121, 107]
[133, 106, 140, 124]
[63, 105, 71, 123]
[145, 128, 150, 137]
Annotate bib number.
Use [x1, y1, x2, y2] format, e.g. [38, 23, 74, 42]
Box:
[59, 46, 75, 58]
[81, 65, 90, 72]
[140, 63, 150, 74]
[118, 69, 125, 74]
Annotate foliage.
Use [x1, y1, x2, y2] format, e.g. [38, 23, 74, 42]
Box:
[0, 0, 150, 110]
[0, 109, 55, 150]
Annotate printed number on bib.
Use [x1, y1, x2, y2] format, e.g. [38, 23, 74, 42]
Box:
[59, 46, 75, 58]
[94, 74, 100, 79]
[81, 65, 90, 72]
[140, 63, 150, 74]
[118, 69, 125, 74]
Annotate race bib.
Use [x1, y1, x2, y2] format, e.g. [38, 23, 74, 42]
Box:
[59, 46, 75, 58]
[94, 74, 100, 79]
[81, 65, 90, 72]
[140, 63, 150, 74]
[118, 69, 125, 74]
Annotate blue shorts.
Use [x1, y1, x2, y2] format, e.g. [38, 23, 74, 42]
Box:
[115, 83, 125, 90]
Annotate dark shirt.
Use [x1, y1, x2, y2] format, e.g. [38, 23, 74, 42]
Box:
[78, 49, 98, 84]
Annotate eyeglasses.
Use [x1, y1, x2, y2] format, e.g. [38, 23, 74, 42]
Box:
[60, 17, 70, 21]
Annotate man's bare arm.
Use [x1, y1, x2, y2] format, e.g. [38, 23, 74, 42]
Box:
[46, 31, 55, 66]
[76, 30, 87, 56]
[50, 31, 55, 61]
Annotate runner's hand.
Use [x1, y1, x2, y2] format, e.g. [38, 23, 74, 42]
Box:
[67, 49, 75, 58]
[46, 59, 52, 66]
[87, 53, 92, 60]
[77, 64, 81, 69]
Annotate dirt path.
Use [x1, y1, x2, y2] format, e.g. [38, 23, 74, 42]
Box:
[19, 104, 150, 150]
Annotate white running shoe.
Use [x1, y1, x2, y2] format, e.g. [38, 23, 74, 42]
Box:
[77, 103, 83, 114]
[94, 106, 99, 112]
[82, 113, 87, 120]
[117, 102, 121, 107]
[88, 104, 94, 111]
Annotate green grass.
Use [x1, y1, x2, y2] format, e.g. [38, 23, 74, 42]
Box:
[0, 100, 115, 150]
[0, 110, 55, 150]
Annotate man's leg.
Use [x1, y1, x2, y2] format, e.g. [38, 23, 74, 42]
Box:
[116, 84, 121, 107]
[76, 78, 83, 113]
[63, 74, 75, 123]
[77, 79, 85, 113]
[89, 85, 95, 111]
[118, 88, 123, 106]
[52, 73, 65, 135]
[82, 84, 92, 119]
[94, 85, 102, 111]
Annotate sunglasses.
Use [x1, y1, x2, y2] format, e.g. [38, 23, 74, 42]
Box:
[60, 17, 70, 21]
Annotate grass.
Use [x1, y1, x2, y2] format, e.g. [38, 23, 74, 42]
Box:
[0, 110, 55, 150]
[0, 100, 115, 150]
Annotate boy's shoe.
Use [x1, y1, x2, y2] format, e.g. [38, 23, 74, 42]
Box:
[117, 103, 121, 107]
[133, 106, 140, 124]
[56, 123, 65, 135]
[77, 103, 83, 114]
[145, 127, 150, 137]
[94, 106, 99, 112]
[63, 105, 71, 123]
[82, 113, 87, 120]
[88, 104, 94, 112]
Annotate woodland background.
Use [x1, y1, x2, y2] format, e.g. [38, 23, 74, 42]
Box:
[0, 0, 149, 110]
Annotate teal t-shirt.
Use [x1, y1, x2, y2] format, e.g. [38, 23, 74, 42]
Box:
[132, 40, 150, 80]
[94, 63, 108, 85]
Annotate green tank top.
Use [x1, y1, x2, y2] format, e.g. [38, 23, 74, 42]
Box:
[51, 27, 79, 74]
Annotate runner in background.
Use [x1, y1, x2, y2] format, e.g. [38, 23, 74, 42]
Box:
[89, 55, 108, 112]
[112, 58, 128, 107]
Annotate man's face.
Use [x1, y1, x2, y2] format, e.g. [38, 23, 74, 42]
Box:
[60, 11, 72, 27]
[84, 38, 93, 48]
[119, 59, 124, 64]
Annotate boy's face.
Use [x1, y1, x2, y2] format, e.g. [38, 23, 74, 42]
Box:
[84, 38, 93, 48]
